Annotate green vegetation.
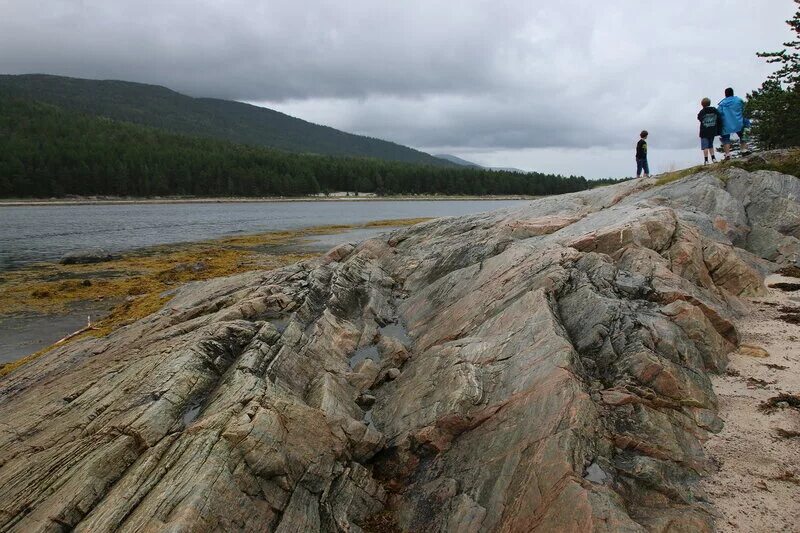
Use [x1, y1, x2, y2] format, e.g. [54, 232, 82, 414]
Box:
[654, 165, 707, 186]
[0, 95, 591, 198]
[729, 148, 800, 177]
[653, 148, 800, 187]
[0, 74, 452, 165]
[747, 0, 800, 150]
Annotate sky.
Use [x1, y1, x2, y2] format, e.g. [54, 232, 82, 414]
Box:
[0, 0, 794, 178]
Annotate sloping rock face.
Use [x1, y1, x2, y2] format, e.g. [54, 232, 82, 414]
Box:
[1, 163, 798, 532]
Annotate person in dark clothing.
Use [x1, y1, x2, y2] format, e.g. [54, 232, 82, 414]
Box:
[635, 130, 649, 178]
[697, 97, 720, 164]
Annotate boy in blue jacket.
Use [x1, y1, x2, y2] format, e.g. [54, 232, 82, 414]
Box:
[718, 88, 750, 159]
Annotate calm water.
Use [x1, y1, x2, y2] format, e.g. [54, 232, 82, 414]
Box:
[0, 200, 527, 270]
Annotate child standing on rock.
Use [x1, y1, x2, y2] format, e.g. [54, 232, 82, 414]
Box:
[635, 130, 649, 178]
[697, 97, 721, 165]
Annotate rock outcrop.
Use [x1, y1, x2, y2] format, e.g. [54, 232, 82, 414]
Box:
[1, 161, 798, 532]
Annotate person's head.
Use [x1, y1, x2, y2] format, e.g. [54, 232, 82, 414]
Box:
[725, 87, 734, 97]
[701, 97, 711, 107]
[640, 130, 648, 139]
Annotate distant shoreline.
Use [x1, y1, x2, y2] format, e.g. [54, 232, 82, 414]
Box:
[0, 195, 536, 207]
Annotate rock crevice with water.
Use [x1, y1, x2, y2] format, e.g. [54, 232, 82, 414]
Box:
[1, 160, 799, 532]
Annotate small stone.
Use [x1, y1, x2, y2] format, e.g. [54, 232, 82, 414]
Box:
[357, 394, 376, 407]
[385, 368, 400, 381]
[777, 401, 789, 409]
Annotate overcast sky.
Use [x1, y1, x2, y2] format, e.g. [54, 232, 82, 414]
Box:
[0, 0, 793, 178]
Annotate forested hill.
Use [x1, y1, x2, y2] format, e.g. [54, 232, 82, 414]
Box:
[0, 74, 450, 166]
[0, 96, 591, 198]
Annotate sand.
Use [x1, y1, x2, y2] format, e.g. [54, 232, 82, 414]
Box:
[702, 273, 800, 532]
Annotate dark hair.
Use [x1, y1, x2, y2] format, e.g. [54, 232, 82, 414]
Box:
[701, 97, 711, 107]
[640, 130, 648, 138]
[725, 87, 734, 97]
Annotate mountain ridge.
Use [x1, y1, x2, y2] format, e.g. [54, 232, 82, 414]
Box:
[0, 73, 453, 166]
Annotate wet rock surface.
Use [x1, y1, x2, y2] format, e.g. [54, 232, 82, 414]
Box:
[1, 162, 798, 532]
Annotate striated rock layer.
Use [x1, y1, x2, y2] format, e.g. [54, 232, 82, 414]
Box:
[1, 162, 798, 532]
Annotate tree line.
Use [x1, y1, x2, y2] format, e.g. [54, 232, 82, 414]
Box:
[747, 0, 800, 149]
[0, 96, 594, 198]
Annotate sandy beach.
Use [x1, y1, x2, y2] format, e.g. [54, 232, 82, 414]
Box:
[703, 272, 800, 532]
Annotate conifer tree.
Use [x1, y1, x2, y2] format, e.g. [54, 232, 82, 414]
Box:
[747, 1, 800, 149]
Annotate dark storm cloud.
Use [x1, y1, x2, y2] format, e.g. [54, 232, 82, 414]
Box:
[0, 0, 792, 171]
[0, 0, 510, 100]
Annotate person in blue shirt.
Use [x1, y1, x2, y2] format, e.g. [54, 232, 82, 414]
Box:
[718, 87, 750, 159]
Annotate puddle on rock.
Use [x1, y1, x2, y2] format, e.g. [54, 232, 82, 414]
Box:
[584, 463, 609, 484]
[183, 403, 202, 426]
[379, 321, 412, 346]
[350, 345, 379, 369]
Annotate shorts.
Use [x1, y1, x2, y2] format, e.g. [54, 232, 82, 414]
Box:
[721, 131, 744, 144]
[701, 137, 715, 150]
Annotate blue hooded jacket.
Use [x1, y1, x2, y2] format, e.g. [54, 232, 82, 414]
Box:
[718, 96, 745, 135]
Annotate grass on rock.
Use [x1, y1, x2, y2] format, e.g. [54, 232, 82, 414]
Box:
[655, 148, 800, 187]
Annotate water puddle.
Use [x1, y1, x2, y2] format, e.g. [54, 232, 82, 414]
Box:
[378, 321, 411, 346]
[584, 463, 609, 484]
[350, 345, 379, 369]
[182, 403, 202, 426]
[0, 300, 115, 364]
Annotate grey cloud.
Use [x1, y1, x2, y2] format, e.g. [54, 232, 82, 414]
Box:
[0, 0, 793, 172]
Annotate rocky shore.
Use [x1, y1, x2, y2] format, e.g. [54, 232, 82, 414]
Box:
[0, 153, 798, 532]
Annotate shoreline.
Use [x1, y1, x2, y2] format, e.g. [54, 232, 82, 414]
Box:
[0, 218, 427, 375]
[0, 195, 536, 207]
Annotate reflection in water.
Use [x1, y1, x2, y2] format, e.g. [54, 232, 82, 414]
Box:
[350, 345, 379, 369]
